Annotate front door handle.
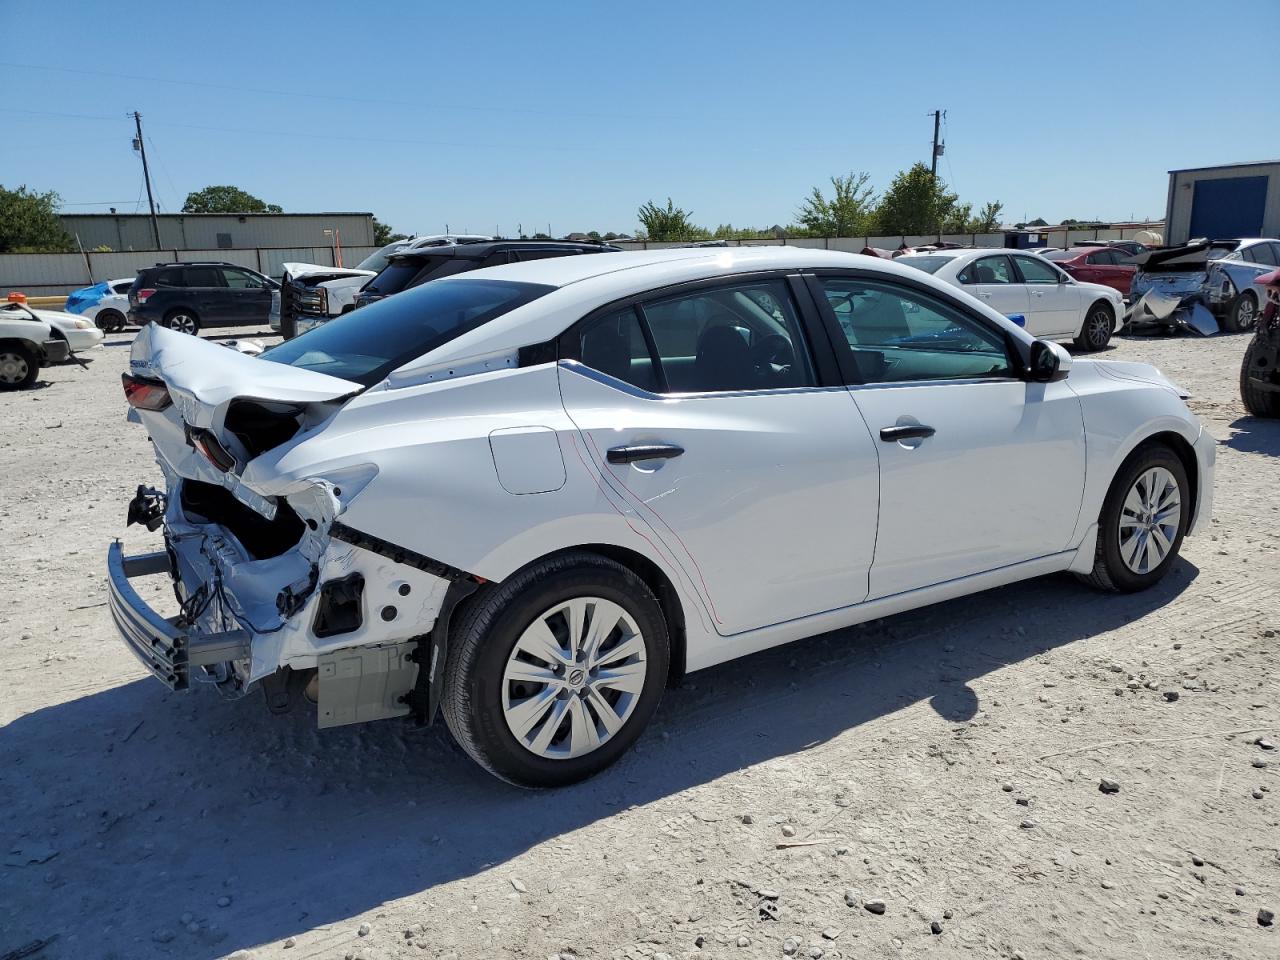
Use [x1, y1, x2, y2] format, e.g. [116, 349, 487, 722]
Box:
[879, 424, 936, 442]
[607, 443, 685, 464]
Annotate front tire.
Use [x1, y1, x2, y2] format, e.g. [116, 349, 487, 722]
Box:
[0, 343, 39, 389]
[1077, 443, 1189, 593]
[1074, 301, 1115, 351]
[1240, 336, 1280, 417]
[442, 552, 670, 787]
[1225, 291, 1259, 333]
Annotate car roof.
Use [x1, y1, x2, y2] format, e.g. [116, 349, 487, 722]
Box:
[387, 239, 620, 264]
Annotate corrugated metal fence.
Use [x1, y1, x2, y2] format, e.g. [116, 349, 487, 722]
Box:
[612, 226, 1158, 253]
[1, 246, 381, 296]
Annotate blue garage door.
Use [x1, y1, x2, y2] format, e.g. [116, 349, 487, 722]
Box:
[1188, 176, 1268, 239]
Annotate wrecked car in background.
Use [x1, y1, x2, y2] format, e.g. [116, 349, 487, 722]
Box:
[1128, 238, 1280, 334]
[1241, 265, 1280, 418]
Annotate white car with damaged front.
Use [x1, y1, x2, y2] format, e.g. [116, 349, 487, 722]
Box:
[898, 247, 1126, 352]
[109, 248, 1213, 786]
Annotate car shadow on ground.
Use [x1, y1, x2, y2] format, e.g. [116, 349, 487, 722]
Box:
[0, 561, 1197, 959]
[1224, 415, 1280, 456]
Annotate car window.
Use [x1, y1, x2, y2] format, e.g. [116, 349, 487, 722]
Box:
[1013, 255, 1062, 284]
[895, 255, 952, 274]
[1250, 244, 1277, 266]
[480, 251, 512, 268]
[111, 281, 133, 294]
[639, 279, 816, 393]
[408, 257, 478, 289]
[817, 277, 1014, 384]
[154, 268, 186, 287]
[262, 278, 553, 386]
[222, 268, 265, 288]
[364, 257, 447, 296]
[959, 255, 1015, 285]
[1087, 251, 1117, 265]
[184, 266, 224, 288]
[577, 307, 658, 392]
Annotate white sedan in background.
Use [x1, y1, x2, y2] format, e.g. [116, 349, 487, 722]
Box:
[109, 247, 1211, 786]
[898, 248, 1126, 351]
[1, 300, 104, 353]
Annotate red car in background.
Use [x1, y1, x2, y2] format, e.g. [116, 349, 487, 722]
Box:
[1043, 247, 1136, 297]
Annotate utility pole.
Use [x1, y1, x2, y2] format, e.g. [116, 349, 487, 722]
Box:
[930, 109, 944, 179]
[132, 112, 162, 249]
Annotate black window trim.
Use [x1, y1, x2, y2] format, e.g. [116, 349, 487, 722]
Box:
[802, 268, 1030, 387]
[557, 270, 843, 397]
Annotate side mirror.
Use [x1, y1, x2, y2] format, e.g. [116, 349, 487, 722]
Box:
[1028, 340, 1071, 382]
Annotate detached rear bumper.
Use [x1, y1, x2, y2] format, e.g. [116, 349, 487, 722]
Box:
[106, 541, 251, 690]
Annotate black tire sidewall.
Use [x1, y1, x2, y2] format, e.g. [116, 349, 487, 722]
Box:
[96, 309, 126, 332]
[0, 344, 39, 389]
[1097, 445, 1189, 592]
[1240, 336, 1280, 417]
[448, 558, 669, 787]
[163, 308, 200, 334]
[1082, 302, 1114, 351]
[1228, 292, 1258, 333]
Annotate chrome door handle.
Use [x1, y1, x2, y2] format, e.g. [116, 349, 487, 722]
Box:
[879, 424, 936, 442]
[607, 443, 684, 464]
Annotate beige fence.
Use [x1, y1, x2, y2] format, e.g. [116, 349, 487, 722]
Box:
[612, 226, 1160, 253]
[1, 246, 381, 296]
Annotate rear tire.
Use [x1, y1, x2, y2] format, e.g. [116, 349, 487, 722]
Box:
[1225, 291, 1259, 333]
[1077, 443, 1189, 593]
[162, 309, 200, 335]
[1240, 336, 1280, 418]
[1074, 301, 1114, 351]
[95, 309, 127, 333]
[442, 551, 669, 787]
[0, 343, 39, 389]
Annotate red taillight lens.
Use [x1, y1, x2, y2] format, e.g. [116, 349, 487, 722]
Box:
[136, 288, 156, 303]
[122, 373, 172, 411]
[185, 425, 236, 472]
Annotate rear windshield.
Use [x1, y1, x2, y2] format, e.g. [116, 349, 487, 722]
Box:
[261, 278, 553, 386]
[362, 257, 443, 296]
[896, 255, 951, 274]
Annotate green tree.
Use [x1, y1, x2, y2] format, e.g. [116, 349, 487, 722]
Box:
[0, 185, 74, 253]
[796, 172, 876, 237]
[969, 201, 1004, 233]
[637, 198, 707, 241]
[872, 163, 957, 235]
[372, 217, 408, 246]
[181, 185, 283, 214]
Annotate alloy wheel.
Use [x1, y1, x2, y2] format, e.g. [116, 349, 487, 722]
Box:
[1117, 466, 1181, 574]
[167, 314, 197, 335]
[501, 596, 648, 760]
[1236, 295, 1257, 329]
[0, 351, 30, 384]
[1087, 308, 1112, 348]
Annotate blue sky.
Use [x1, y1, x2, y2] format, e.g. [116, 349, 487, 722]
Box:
[2, 0, 1277, 237]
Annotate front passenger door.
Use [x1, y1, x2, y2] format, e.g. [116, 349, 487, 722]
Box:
[957, 254, 1030, 323]
[1012, 253, 1079, 336]
[221, 267, 272, 325]
[811, 274, 1085, 599]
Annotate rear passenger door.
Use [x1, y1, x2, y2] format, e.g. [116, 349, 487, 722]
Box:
[957, 255, 1030, 325]
[557, 273, 881, 638]
[182, 265, 229, 326]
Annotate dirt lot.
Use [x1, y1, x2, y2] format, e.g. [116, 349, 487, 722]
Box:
[1, 326, 1277, 960]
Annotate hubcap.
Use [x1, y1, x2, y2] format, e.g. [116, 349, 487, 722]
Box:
[0, 351, 29, 384]
[1118, 466, 1181, 574]
[501, 596, 647, 760]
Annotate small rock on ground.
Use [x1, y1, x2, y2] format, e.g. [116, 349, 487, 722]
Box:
[864, 899, 887, 914]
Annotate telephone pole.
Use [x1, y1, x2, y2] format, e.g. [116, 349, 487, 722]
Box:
[930, 109, 945, 179]
[132, 112, 161, 249]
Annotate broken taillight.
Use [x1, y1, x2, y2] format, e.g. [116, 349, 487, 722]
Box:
[186, 425, 237, 472]
[122, 373, 172, 411]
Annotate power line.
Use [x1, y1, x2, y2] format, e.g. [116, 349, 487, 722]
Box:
[0, 61, 687, 123]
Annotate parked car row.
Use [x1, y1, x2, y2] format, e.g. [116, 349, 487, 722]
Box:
[0, 294, 104, 389]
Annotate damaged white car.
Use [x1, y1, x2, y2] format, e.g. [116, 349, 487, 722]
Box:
[109, 248, 1215, 786]
[1128, 238, 1280, 334]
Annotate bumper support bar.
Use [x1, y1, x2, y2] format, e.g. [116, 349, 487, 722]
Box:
[107, 542, 251, 691]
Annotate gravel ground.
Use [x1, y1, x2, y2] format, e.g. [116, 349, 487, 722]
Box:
[1, 325, 1277, 960]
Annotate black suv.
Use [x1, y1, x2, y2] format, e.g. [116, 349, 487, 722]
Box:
[350, 239, 619, 313]
[128, 262, 279, 335]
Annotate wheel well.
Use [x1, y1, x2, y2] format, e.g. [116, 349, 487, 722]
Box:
[475, 544, 688, 682]
[164, 305, 198, 320]
[1091, 299, 1115, 321]
[1131, 431, 1198, 519]
[0, 337, 40, 355]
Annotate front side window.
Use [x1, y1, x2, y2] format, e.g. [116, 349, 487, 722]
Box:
[1013, 254, 1062, 284]
[817, 277, 1014, 384]
[577, 307, 656, 391]
[641, 279, 816, 392]
[262, 278, 553, 386]
[222, 268, 264, 288]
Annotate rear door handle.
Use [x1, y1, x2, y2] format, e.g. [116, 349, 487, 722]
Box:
[879, 424, 936, 442]
[606, 443, 685, 464]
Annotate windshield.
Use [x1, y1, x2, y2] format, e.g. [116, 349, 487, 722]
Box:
[363, 256, 450, 295]
[355, 241, 412, 274]
[261, 278, 554, 386]
[896, 255, 952, 274]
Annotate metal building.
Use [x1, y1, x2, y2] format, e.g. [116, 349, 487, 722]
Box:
[1165, 161, 1280, 246]
[58, 212, 375, 252]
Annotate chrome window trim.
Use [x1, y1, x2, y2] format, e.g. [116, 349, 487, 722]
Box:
[558, 359, 851, 401]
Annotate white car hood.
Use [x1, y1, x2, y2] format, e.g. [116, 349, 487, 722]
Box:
[2, 302, 82, 332]
[131, 323, 361, 423]
[282, 262, 375, 282]
[1085, 358, 1188, 397]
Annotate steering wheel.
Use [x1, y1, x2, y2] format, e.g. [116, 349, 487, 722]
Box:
[750, 334, 795, 379]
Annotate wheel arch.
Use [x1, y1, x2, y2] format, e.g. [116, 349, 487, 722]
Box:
[1113, 429, 1199, 528]
[0, 336, 45, 359]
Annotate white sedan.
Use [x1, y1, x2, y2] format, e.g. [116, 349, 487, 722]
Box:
[64, 277, 135, 332]
[898, 248, 1126, 351]
[109, 247, 1213, 786]
[1, 301, 104, 353]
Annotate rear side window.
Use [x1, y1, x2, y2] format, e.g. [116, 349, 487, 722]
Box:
[575, 278, 817, 394]
[154, 269, 186, 287]
[111, 281, 133, 294]
[896, 255, 951, 274]
[261, 278, 553, 386]
[185, 266, 224, 287]
[1250, 244, 1278, 266]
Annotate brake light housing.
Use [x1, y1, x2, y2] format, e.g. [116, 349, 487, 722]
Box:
[135, 288, 156, 303]
[121, 373, 172, 411]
